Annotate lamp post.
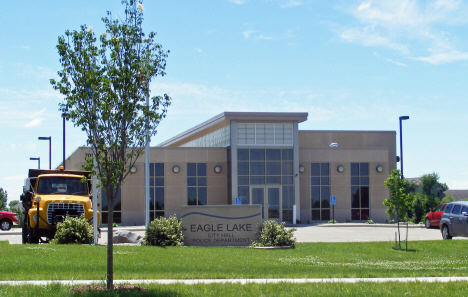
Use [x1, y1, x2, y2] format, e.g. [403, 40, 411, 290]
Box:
[61, 113, 69, 169]
[399, 116, 410, 179]
[30, 157, 40, 169]
[38, 137, 52, 169]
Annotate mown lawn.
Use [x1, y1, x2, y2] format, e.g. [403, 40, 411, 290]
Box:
[1, 240, 468, 281]
[1, 282, 468, 297]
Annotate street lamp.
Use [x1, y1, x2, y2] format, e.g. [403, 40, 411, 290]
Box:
[399, 116, 410, 179]
[38, 136, 51, 170]
[30, 157, 40, 169]
[61, 113, 69, 169]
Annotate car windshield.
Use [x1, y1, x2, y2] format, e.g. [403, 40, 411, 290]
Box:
[36, 177, 88, 195]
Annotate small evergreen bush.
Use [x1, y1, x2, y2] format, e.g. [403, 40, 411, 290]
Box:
[251, 220, 296, 247]
[143, 215, 184, 246]
[54, 214, 93, 244]
[366, 219, 374, 224]
[328, 220, 337, 224]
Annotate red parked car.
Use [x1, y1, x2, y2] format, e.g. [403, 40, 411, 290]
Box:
[0, 211, 19, 231]
[425, 203, 447, 229]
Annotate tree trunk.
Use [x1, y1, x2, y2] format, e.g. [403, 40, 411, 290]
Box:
[107, 204, 114, 290]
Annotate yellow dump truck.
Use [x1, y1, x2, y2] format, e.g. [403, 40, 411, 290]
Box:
[20, 168, 99, 244]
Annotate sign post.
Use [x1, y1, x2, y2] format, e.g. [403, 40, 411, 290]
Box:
[330, 196, 336, 223]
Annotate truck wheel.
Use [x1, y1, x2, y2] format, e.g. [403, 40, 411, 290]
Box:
[0, 219, 12, 231]
[22, 222, 28, 244]
[442, 225, 452, 240]
[27, 228, 39, 244]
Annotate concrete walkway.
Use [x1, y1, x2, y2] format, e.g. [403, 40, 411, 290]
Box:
[2, 277, 468, 286]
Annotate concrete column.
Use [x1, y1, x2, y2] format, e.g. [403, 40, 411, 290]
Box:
[293, 122, 300, 223]
[230, 120, 238, 203]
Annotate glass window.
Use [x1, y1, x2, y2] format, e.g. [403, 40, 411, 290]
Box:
[238, 149, 249, 161]
[250, 149, 265, 161]
[101, 188, 122, 224]
[187, 163, 197, 177]
[149, 163, 165, 220]
[452, 205, 461, 215]
[238, 162, 249, 175]
[282, 149, 293, 161]
[266, 162, 281, 175]
[266, 149, 281, 160]
[250, 162, 265, 175]
[310, 163, 330, 220]
[187, 163, 207, 206]
[444, 204, 453, 213]
[236, 148, 295, 223]
[351, 163, 370, 220]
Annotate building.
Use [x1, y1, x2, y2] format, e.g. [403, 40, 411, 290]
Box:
[66, 112, 396, 225]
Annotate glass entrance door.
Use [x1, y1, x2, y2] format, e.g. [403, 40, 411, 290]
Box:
[251, 187, 265, 219]
[250, 186, 282, 221]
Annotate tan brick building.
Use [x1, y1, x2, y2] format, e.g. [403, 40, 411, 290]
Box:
[66, 112, 396, 226]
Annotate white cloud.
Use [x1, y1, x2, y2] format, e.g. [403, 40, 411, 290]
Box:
[193, 47, 202, 53]
[242, 30, 256, 39]
[340, 27, 410, 54]
[338, 0, 468, 64]
[24, 117, 45, 128]
[228, 0, 246, 4]
[386, 59, 408, 66]
[412, 50, 468, 64]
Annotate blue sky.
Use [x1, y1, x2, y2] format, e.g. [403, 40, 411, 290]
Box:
[1, 0, 468, 203]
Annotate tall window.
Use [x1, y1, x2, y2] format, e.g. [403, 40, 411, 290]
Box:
[351, 163, 369, 220]
[311, 163, 330, 221]
[237, 148, 294, 222]
[101, 188, 122, 225]
[187, 163, 207, 205]
[150, 163, 165, 221]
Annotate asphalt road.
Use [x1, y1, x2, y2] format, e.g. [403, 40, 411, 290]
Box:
[1, 224, 463, 245]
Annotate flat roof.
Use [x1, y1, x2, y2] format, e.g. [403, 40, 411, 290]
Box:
[158, 111, 308, 147]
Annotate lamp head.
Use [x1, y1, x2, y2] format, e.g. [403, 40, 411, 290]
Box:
[399, 116, 409, 121]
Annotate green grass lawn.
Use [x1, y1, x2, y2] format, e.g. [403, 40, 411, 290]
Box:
[1, 282, 468, 297]
[1, 240, 468, 281]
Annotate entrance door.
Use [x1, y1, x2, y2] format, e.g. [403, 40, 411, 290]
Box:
[250, 186, 282, 221]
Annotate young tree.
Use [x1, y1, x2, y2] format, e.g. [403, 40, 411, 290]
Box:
[384, 169, 411, 248]
[0, 188, 7, 210]
[50, 0, 170, 290]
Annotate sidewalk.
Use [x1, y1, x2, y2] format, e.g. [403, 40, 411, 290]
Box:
[2, 276, 468, 286]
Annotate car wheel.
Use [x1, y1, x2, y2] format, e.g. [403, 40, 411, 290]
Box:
[442, 225, 452, 240]
[425, 218, 431, 229]
[0, 219, 12, 231]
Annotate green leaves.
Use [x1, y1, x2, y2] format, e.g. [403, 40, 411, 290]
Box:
[143, 215, 184, 246]
[54, 214, 94, 244]
[383, 170, 411, 221]
[251, 220, 296, 247]
[51, 0, 171, 194]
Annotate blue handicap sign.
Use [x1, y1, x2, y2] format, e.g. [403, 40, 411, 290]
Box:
[330, 196, 336, 205]
[235, 197, 242, 205]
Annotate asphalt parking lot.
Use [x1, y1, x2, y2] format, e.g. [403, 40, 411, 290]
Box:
[1, 223, 464, 245]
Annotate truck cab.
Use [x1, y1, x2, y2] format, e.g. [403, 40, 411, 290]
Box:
[21, 168, 100, 243]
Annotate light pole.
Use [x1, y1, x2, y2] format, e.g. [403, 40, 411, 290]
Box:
[61, 113, 69, 169]
[399, 116, 409, 179]
[30, 157, 40, 169]
[38, 136, 51, 170]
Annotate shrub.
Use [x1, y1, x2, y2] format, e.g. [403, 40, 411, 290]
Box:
[366, 219, 374, 224]
[328, 220, 337, 224]
[54, 214, 93, 244]
[251, 220, 296, 247]
[143, 215, 184, 246]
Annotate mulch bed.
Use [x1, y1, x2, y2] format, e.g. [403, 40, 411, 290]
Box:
[70, 284, 147, 293]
